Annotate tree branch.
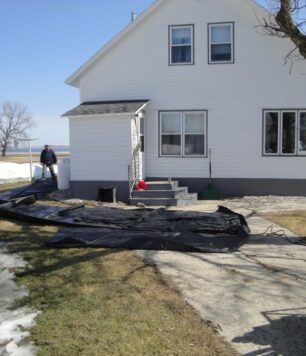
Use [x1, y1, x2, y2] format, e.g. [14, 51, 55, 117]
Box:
[0, 101, 36, 157]
[260, 0, 306, 60]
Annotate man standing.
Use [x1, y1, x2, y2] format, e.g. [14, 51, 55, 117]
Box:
[40, 144, 57, 181]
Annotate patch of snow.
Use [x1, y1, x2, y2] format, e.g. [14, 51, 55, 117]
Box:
[0, 162, 58, 184]
[0, 242, 39, 355]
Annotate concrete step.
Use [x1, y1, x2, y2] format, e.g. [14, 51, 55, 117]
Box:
[130, 193, 198, 207]
[146, 181, 178, 191]
[132, 187, 188, 199]
[181, 193, 198, 201]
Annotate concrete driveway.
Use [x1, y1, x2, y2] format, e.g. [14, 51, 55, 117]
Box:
[138, 204, 306, 355]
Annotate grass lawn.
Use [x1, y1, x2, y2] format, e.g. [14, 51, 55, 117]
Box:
[0, 217, 235, 356]
[0, 181, 30, 193]
[262, 211, 306, 239]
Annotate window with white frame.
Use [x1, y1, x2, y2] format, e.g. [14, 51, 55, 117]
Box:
[299, 112, 306, 155]
[169, 25, 194, 65]
[160, 111, 207, 157]
[263, 110, 306, 156]
[208, 23, 234, 64]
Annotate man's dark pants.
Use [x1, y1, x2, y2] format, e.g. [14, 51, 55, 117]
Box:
[42, 164, 56, 180]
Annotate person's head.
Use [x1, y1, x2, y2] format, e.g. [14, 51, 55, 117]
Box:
[45, 144, 49, 151]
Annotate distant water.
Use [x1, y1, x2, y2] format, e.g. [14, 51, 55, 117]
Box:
[7, 146, 70, 154]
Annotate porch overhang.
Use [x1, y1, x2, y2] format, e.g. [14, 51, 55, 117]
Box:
[62, 100, 149, 117]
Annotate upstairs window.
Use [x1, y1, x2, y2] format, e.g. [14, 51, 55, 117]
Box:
[169, 25, 194, 65]
[263, 110, 306, 156]
[208, 23, 234, 64]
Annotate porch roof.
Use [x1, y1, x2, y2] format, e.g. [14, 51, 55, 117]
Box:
[63, 100, 149, 117]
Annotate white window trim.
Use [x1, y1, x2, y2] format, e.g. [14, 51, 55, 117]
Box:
[160, 111, 207, 157]
[169, 25, 194, 66]
[208, 22, 234, 64]
[263, 110, 306, 156]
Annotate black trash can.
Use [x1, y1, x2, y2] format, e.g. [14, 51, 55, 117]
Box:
[98, 187, 117, 203]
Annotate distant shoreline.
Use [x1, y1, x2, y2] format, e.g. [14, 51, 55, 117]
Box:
[5, 152, 70, 155]
[7, 146, 70, 154]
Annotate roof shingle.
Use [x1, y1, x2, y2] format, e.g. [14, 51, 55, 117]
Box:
[63, 100, 149, 117]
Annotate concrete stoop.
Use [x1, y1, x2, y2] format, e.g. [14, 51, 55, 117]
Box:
[130, 181, 198, 206]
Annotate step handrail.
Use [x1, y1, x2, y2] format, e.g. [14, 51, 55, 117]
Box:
[128, 142, 142, 199]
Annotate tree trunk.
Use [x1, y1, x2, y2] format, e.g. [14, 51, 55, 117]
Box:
[1, 146, 7, 157]
[276, 0, 306, 59]
[261, 1, 306, 60]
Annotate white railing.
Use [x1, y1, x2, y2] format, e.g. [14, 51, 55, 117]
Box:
[128, 142, 141, 199]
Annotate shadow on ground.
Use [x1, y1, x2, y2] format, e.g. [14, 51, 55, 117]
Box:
[233, 308, 306, 356]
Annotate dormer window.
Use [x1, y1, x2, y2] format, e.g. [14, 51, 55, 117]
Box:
[169, 25, 194, 65]
[208, 23, 234, 64]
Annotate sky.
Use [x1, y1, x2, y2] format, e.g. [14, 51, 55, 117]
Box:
[0, 0, 268, 146]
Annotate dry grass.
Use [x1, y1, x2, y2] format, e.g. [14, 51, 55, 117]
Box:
[0, 153, 69, 164]
[262, 211, 306, 239]
[0, 217, 235, 356]
[0, 181, 30, 193]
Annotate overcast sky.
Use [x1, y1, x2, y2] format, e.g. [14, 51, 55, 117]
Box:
[0, 0, 268, 146]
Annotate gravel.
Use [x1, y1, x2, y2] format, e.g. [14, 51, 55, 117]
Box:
[227, 195, 306, 204]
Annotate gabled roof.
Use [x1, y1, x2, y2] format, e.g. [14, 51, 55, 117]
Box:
[65, 0, 270, 88]
[66, 0, 165, 87]
[63, 100, 149, 117]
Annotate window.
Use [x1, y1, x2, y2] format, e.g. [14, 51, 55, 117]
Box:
[264, 112, 279, 154]
[299, 112, 306, 155]
[208, 23, 234, 64]
[160, 112, 182, 155]
[263, 110, 306, 156]
[282, 112, 296, 155]
[184, 112, 205, 155]
[169, 25, 194, 65]
[160, 111, 207, 157]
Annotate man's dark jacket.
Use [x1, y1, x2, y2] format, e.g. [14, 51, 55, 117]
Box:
[40, 149, 57, 165]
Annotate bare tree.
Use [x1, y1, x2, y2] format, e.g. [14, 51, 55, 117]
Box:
[0, 101, 36, 157]
[260, 0, 306, 60]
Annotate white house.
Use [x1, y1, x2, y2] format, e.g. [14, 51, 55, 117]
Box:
[64, 0, 306, 204]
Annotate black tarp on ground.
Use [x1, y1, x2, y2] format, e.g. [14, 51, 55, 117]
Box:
[0, 195, 250, 252]
[46, 226, 249, 253]
[0, 180, 57, 202]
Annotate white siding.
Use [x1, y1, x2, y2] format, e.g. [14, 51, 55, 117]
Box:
[69, 115, 132, 181]
[73, 0, 306, 180]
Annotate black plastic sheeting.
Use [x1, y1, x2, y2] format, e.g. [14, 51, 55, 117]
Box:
[0, 180, 57, 202]
[46, 226, 249, 253]
[0, 195, 250, 253]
